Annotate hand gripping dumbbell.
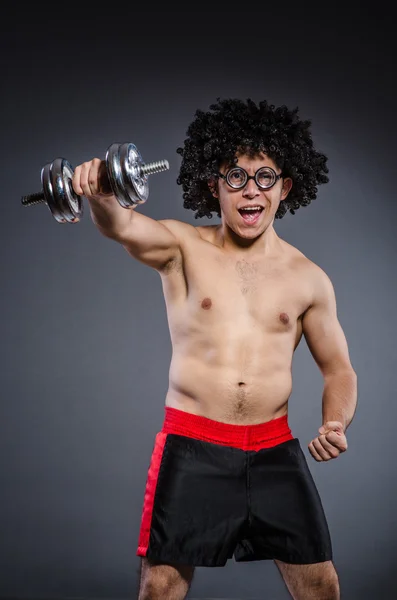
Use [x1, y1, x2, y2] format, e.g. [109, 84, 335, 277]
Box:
[21, 142, 169, 223]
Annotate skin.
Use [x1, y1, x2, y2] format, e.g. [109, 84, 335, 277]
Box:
[73, 151, 357, 599]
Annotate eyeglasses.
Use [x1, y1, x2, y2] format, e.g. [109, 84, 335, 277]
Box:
[217, 166, 283, 190]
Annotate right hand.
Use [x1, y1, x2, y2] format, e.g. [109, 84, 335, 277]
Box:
[72, 158, 113, 201]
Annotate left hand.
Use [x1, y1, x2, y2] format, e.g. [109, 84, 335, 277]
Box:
[308, 421, 348, 462]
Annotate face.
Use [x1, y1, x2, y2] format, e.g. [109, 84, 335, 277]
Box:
[211, 152, 292, 239]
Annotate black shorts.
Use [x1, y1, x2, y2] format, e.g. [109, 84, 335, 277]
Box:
[137, 407, 333, 567]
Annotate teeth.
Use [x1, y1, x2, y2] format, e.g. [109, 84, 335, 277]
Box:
[240, 206, 262, 211]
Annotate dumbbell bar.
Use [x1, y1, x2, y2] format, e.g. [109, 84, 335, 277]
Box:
[21, 142, 169, 223]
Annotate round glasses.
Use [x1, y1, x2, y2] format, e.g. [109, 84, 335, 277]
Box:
[218, 166, 283, 190]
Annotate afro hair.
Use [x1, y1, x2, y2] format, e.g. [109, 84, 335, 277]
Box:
[176, 98, 329, 219]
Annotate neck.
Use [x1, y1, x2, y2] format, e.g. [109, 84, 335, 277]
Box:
[215, 221, 280, 256]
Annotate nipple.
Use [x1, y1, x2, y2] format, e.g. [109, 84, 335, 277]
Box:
[201, 297, 212, 310]
[279, 312, 290, 325]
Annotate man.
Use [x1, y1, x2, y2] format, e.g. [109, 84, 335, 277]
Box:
[72, 98, 357, 600]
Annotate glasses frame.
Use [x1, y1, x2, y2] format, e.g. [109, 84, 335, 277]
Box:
[217, 166, 283, 190]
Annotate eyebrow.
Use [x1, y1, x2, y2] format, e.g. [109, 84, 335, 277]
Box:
[234, 165, 272, 172]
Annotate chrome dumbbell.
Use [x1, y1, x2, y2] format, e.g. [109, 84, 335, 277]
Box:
[21, 142, 169, 223]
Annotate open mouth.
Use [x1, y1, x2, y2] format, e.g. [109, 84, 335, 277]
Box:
[238, 206, 264, 224]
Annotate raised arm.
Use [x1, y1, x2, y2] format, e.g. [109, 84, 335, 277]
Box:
[72, 158, 185, 272]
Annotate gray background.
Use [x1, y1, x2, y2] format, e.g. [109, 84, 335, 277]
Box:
[1, 5, 396, 600]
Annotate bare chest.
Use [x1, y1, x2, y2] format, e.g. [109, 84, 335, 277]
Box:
[162, 243, 311, 332]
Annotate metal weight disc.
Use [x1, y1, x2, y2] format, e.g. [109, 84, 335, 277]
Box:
[41, 159, 83, 223]
[50, 158, 83, 223]
[105, 142, 148, 208]
[41, 162, 67, 223]
[119, 142, 149, 205]
[105, 143, 133, 208]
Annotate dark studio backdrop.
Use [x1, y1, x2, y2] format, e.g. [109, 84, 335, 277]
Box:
[1, 5, 396, 600]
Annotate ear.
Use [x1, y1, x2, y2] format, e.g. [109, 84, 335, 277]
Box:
[280, 177, 293, 201]
[208, 176, 218, 198]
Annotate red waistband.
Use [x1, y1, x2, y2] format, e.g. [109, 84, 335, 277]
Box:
[161, 406, 293, 451]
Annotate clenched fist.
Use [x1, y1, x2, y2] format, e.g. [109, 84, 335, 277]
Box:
[72, 158, 113, 201]
[308, 421, 348, 462]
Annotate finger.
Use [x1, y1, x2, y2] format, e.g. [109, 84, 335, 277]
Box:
[72, 164, 83, 195]
[325, 431, 348, 452]
[312, 438, 333, 461]
[79, 162, 92, 198]
[317, 435, 340, 458]
[308, 441, 324, 462]
[87, 158, 102, 196]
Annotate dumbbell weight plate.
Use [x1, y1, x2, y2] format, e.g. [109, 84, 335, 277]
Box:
[105, 143, 129, 208]
[105, 143, 148, 208]
[41, 162, 66, 223]
[41, 158, 83, 223]
[120, 142, 149, 204]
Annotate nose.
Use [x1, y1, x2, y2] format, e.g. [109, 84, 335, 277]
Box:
[242, 177, 261, 198]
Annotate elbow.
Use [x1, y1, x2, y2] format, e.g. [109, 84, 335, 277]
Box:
[347, 367, 358, 382]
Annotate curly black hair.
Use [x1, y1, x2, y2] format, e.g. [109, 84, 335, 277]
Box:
[176, 98, 329, 219]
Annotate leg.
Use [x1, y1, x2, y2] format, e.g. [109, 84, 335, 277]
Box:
[275, 559, 340, 600]
[137, 557, 195, 600]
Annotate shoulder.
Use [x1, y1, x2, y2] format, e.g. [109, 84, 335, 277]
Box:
[281, 239, 331, 278]
[159, 220, 219, 243]
[302, 258, 336, 306]
[305, 259, 335, 296]
[279, 238, 335, 302]
[158, 218, 201, 241]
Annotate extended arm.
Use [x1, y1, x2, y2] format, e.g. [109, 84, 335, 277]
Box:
[72, 158, 188, 272]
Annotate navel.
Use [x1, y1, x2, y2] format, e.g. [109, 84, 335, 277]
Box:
[201, 297, 212, 310]
[279, 312, 290, 325]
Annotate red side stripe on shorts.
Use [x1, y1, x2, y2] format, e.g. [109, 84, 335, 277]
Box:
[136, 432, 167, 557]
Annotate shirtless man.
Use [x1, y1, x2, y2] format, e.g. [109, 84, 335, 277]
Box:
[72, 98, 358, 600]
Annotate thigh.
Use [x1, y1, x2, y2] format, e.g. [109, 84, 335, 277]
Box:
[274, 560, 340, 600]
[138, 557, 195, 600]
